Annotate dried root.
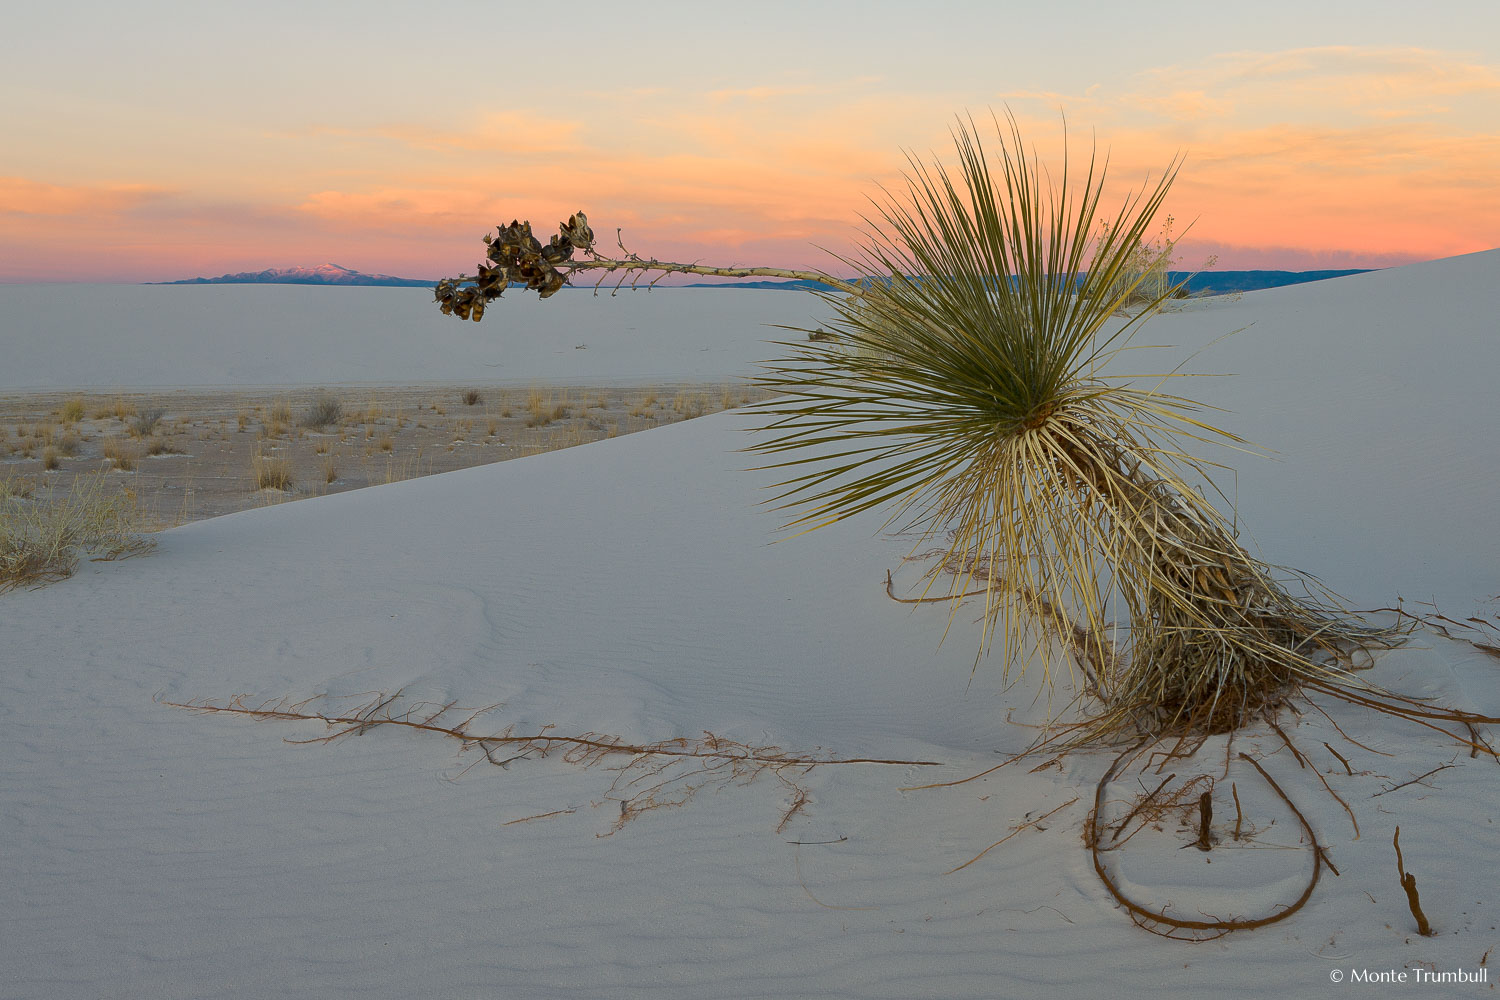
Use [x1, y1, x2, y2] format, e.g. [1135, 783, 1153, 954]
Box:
[1088, 744, 1325, 938]
[1394, 826, 1435, 936]
[160, 691, 939, 834]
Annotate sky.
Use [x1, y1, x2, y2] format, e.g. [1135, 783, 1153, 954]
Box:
[2, 0, 1497, 282]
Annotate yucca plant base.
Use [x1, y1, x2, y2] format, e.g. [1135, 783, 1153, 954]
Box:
[1048, 420, 1377, 737]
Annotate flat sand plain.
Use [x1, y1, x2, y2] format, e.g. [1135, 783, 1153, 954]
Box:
[0, 382, 766, 526]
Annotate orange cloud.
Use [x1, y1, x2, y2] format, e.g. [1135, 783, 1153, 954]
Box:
[0, 178, 169, 217]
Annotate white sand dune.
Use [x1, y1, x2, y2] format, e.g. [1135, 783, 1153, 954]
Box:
[3, 253, 1499, 997]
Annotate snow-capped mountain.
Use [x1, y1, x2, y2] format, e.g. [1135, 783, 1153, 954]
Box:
[155, 263, 434, 286]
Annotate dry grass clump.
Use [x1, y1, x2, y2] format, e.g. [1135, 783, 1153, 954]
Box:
[298, 394, 343, 429]
[101, 437, 140, 471]
[0, 475, 35, 503]
[628, 393, 658, 419]
[42, 447, 60, 471]
[525, 387, 568, 427]
[1, 471, 155, 593]
[461, 388, 483, 406]
[144, 437, 183, 456]
[251, 452, 294, 492]
[321, 455, 338, 484]
[59, 397, 86, 423]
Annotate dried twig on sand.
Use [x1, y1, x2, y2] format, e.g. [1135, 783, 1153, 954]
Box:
[161, 691, 940, 833]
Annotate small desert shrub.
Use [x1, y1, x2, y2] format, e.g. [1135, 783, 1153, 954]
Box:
[461, 389, 483, 406]
[236, 410, 251, 432]
[0, 471, 155, 593]
[269, 398, 293, 425]
[101, 438, 139, 471]
[378, 435, 394, 452]
[130, 407, 165, 437]
[299, 394, 343, 429]
[54, 433, 81, 457]
[41, 448, 60, 471]
[111, 398, 136, 421]
[59, 397, 86, 423]
[312, 438, 331, 455]
[1091, 214, 1193, 307]
[321, 455, 338, 484]
[252, 453, 294, 491]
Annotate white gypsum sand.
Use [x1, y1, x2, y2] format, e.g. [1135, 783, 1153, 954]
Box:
[1, 251, 1498, 997]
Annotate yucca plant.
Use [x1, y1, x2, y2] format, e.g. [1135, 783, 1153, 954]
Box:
[434, 113, 1399, 743]
[749, 114, 1388, 740]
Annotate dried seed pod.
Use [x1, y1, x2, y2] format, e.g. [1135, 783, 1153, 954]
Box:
[560, 211, 594, 250]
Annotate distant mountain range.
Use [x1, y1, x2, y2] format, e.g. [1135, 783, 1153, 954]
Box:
[153, 263, 1374, 296]
[683, 269, 1375, 295]
[152, 264, 436, 287]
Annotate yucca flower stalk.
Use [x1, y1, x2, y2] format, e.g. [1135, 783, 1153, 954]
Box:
[434, 113, 1391, 742]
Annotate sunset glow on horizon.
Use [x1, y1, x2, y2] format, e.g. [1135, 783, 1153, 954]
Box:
[3, 1, 1497, 283]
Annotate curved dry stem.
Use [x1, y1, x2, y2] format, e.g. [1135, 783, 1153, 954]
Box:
[1089, 743, 1324, 934]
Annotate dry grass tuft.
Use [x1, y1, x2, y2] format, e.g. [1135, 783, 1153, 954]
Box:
[101, 437, 140, 471]
[0, 475, 36, 503]
[461, 388, 483, 406]
[525, 387, 568, 427]
[252, 452, 294, 491]
[672, 391, 706, 418]
[59, 397, 86, 423]
[144, 438, 183, 456]
[1, 471, 155, 593]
